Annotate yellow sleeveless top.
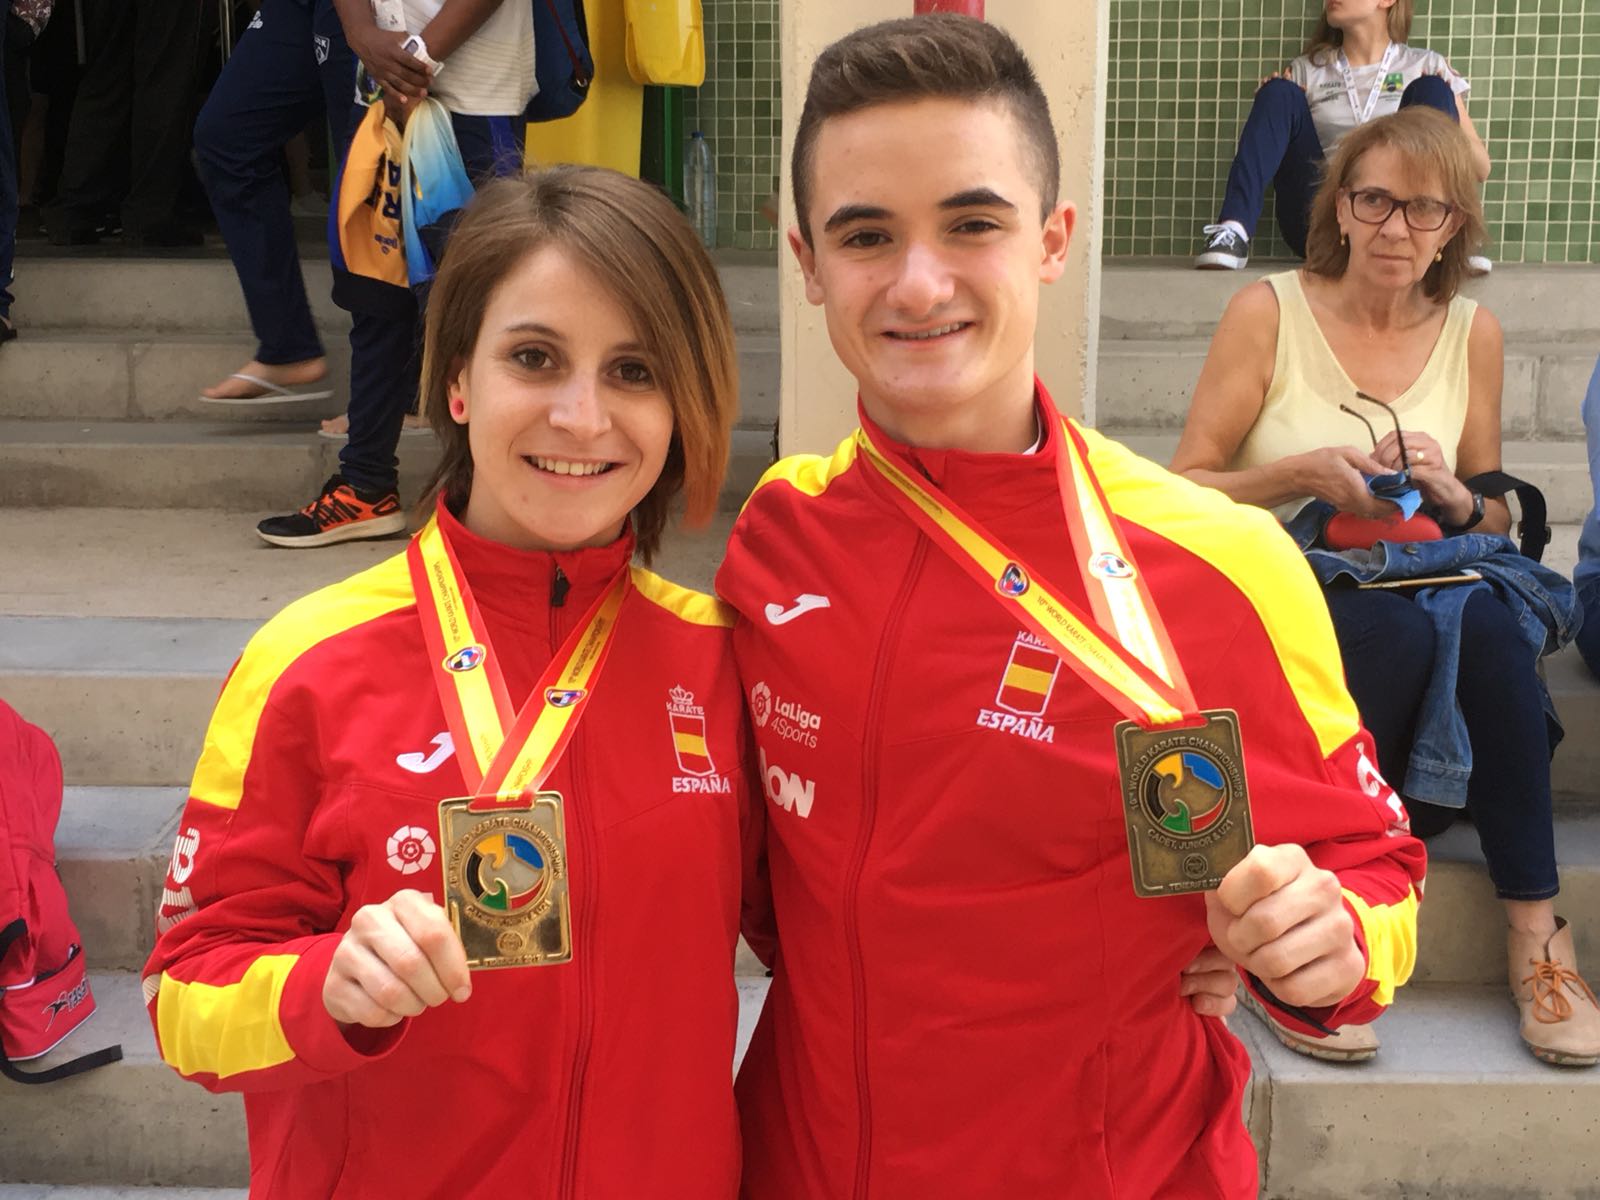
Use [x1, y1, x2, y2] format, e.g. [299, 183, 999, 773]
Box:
[1226, 270, 1477, 519]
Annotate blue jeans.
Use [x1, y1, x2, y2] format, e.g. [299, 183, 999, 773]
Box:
[1324, 586, 1559, 901]
[0, 0, 16, 323]
[1576, 354, 1600, 677]
[339, 113, 521, 495]
[1219, 73, 1458, 254]
[194, 0, 357, 366]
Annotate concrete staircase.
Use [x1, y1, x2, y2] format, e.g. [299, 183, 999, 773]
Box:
[1098, 262, 1600, 1196]
[1, 257, 1598, 1197]
[0, 256, 779, 511]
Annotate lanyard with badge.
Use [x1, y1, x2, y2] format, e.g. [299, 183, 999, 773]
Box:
[1338, 42, 1399, 126]
[407, 513, 630, 967]
[856, 416, 1255, 897]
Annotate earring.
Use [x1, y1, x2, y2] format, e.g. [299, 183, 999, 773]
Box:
[1434, 251, 1443, 263]
[1341, 231, 1349, 247]
[449, 394, 467, 420]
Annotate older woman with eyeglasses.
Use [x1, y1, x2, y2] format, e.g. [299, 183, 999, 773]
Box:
[1172, 107, 1597, 1069]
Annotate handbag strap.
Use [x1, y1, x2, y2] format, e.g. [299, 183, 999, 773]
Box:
[1464, 471, 1550, 562]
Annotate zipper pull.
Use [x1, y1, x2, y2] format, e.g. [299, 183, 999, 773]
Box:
[551, 565, 570, 607]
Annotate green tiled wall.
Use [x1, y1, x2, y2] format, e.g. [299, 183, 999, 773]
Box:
[682, 0, 781, 251]
[1107, 0, 1600, 263]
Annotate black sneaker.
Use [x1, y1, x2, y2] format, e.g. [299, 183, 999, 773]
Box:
[256, 475, 407, 548]
[1195, 225, 1250, 270]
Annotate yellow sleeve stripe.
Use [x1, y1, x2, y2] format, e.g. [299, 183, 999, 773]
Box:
[190, 552, 417, 812]
[1342, 886, 1420, 1007]
[741, 433, 860, 509]
[629, 567, 735, 628]
[1077, 423, 1363, 757]
[155, 954, 300, 1079]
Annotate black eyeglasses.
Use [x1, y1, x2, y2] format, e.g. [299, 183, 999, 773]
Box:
[1340, 391, 1410, 481]
[1343, 188, 1455, 232]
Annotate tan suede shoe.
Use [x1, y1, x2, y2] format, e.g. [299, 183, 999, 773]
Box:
[1510, 918, 1600, 1068]
[1239, 986, 1379, 1063]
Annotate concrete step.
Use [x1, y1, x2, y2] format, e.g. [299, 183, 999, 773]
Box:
[1101, 260, 1600, 344]
[1414, 813, 1600, 986]
[0, 507, 736, 621]
[0, 331, 779, 427]
[1103, 430, 1596, 526]
[0, 972, 247, 1187]
[0, 333, 350, 422]
[0, 508, 737, 788]
[0, 420, 775, 513]
[1236, 983, 1600, 1199]
[4, 973, 1594, 1194]
[56, 788, 184, 971]
[1098, 336, 1598, 441]
[0, 971, 770, 1187]
[10, 254, 779, 338]
[0, 1190, 244, 1199]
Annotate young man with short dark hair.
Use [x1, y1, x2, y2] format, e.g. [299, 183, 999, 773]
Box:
[718, 15, 1426, 1197]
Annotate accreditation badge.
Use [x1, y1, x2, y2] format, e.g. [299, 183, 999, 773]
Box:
[1115, 709, 1255, 897]
[438, 793, 572, 969]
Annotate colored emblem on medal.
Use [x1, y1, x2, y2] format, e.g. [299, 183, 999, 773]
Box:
[439, 796, 572, 967]
[1142, 750, 1230, 837]
[465, 831, 549, 911]
[545, 687, 586, 708]
[443, 644, 486, 673]
[996, 562, 1030, 597]
[1089, 551, 1135, 580]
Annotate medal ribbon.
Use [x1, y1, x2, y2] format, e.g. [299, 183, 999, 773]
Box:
[407, 513, 630, 811]
[855, 416, 1198, 729]
[1339, 42, 1398, 127]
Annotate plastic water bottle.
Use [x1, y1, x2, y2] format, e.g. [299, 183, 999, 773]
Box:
[685, 131, 717, 248]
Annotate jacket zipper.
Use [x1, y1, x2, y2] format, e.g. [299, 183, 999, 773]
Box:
[849, 537, 928, 1200]
[548, 565, 596, 1197]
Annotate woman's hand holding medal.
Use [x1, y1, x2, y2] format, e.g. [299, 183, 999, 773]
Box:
[1203, 844, 1366, 1010]
[324, 889, 473, 1029]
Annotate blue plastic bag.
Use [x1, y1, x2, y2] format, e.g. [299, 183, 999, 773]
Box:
[400, 99, 478, 289]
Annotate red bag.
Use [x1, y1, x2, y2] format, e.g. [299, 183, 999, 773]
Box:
[0, 701, 121, 1082]
[1323, 510, 1443, 551]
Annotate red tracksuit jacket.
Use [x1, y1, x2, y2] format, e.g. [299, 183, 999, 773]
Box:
[716, 392, 1426, 1200]
[144, 504, 757, 1199]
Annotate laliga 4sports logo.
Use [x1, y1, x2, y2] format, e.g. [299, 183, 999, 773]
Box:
[750, 681, 822, 749]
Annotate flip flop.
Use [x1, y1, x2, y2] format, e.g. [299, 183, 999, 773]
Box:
[318, 417, 433, 440]
[199, 372, 335, 405]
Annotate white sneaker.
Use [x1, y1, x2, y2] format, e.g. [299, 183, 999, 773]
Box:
[1466, 255, 1493, 277]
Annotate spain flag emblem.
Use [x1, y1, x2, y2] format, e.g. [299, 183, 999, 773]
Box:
[667, 686, 716, 776]
[995, 636, 1061, 716]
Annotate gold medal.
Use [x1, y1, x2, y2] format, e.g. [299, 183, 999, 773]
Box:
[408, 508, 630, 970]
[439, 793, 572, 968]
[1115, 709, 1255, 897]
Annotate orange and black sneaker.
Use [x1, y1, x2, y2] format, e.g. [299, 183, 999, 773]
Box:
[256, 475, 407, 548]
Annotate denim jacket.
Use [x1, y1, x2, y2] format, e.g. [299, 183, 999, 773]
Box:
[1284, 501, 1581, 807]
